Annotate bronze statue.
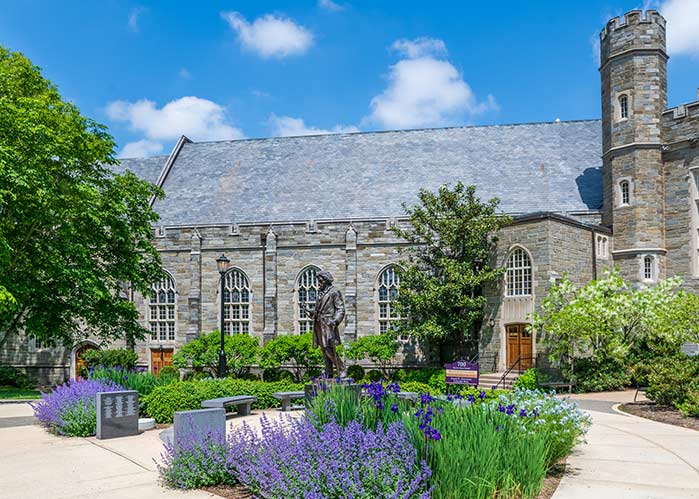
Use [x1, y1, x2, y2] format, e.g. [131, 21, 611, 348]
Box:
[302, 270, 346, 378]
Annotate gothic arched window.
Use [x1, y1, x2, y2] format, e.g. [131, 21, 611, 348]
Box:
[506, 247, 532, 297]
[620, 180, 630, 205]
[297, 266, 320, 333]
[643, 255, 655, 281]
[149, 271, 176, 341]
[377, 265, 401, 333]
[619, 95, 629, 119]
[223, 268, 251, 334]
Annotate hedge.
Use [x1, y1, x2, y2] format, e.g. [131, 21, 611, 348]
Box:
[142, 379, 304, 423]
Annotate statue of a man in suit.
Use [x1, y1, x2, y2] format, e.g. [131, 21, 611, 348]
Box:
[304, 270, 346, 378]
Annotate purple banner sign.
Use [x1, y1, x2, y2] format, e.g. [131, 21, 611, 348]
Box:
[444, 360, 479, 387]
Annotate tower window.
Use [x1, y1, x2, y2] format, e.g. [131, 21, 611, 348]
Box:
[506, 247, 532, 297]
[619, 95, 629, 120]
[620, 180, 630, 205]
[596, 235, 609, 259]
[643, 255, 655, 281]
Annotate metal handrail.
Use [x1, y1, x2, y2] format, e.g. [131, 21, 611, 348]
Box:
[494, 355, 534, 389]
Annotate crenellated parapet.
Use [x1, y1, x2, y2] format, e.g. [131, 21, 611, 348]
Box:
[600, 10, 666, 66]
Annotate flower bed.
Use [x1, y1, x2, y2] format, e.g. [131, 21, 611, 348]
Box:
[159, 382, 590, 498]
[31, 379, 122, 436]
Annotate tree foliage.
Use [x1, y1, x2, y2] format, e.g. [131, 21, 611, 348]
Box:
[392, 182, 511, 357]
[0, 46, 163, 348]
[531, 270, 699, 389]
[172, 331, 259, 378]
[259, 333, 323, 382]
[345, 334, 399, 379]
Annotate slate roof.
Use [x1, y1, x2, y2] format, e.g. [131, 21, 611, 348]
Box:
[146, 119, 603, 226]
[113, 155, 168, 186]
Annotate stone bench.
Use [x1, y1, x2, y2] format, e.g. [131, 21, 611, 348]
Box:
[201, 396, 257, 416]
[274, 391, 306, 411]
[396, 392, 418, 402]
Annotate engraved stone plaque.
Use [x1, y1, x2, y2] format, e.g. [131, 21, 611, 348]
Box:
[96, 390, 139, 440]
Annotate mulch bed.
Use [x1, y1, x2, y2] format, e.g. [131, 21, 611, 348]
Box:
[202, 461, 568, 499]
[619, 401, 699, 431]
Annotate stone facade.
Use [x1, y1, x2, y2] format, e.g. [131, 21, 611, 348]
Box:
[4, 9, 699, 384]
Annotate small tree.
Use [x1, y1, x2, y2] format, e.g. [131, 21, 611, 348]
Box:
[345, 334, 399, 379]
[172, 331, 259, 378]
[392, 182, 511, 360]
[259, 333, 323, 382]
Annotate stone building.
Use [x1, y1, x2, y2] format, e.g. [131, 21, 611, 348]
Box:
[3, 9, 698, 384]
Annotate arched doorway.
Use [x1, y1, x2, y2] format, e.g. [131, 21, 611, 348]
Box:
[71, 342, 99, 379]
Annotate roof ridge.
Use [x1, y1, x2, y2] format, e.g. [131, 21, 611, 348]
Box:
[183, 118, 602, 146]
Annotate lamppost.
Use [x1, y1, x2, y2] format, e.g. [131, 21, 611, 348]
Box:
[216, 254, 231, 378]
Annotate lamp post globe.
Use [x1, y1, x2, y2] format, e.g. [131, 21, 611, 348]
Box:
[216, 254, 231, 378]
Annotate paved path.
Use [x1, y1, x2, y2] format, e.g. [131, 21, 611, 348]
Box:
[554, 391, 699, 499]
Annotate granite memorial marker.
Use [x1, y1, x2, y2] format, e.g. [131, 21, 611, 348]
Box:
[95, 390, 139, 439]
[173, 408, 226, 449]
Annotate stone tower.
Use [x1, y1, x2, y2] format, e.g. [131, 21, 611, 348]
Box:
[600, 10, 667, 284]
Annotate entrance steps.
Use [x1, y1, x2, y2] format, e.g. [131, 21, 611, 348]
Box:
[478, 371, 521, 390]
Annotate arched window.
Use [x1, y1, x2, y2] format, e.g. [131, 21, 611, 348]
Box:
[297, 266, 320, 333]
[620, 180, 630, 205]
[643, 255, 655, 281]
[223, 268, 251, 334]
[149, 271, 176, 341]
[506, 247, 532, 297]
[619, 95, 629, 119]
[377, 265, 401, 333]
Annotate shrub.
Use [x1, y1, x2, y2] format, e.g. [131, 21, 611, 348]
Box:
[259, 333, 322, 382]
[391, 368, 406, 382]
[158, 366, 180, 379]
[142, 379, 304, 423]
[158, 419, 236, 489]
[398, 381, 432, 395]
[346, 364, 365, 382]
[90, 366, 176, 396]
[0, 364, 33, 389]
[262, 368, 295, 382]
[677, 388, 699, 417]
[514, 368, 538, 390]
[228, 416, 431, 499]
[82, 349, 138, 371]
[573, 357, 630, 392]
[172, 331, 259, 378]
[345, 334, 398, 379]
[427, 369, 446, 394]
[31, 379, 122, 436]
[646, 355, 699, 407]
[364, 369, 383, 382]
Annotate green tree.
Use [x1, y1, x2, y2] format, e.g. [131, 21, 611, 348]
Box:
[259, 333, 323, 382]
[392, 182, 511, 360]
[345, 334, 398, 379]
[531, 270, 699, 390]
[172, 331, 259, 378]
[0, 46, 163, 348]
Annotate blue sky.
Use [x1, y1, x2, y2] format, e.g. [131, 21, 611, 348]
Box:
[1, 0, 697, 157]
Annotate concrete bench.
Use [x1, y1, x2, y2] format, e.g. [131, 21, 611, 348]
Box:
[396, 392, 418, 402]
[274, 391, 306, 411]
[201, 396, 257, 416]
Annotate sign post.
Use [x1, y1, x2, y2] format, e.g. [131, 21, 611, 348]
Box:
[444, 360, 479, 388]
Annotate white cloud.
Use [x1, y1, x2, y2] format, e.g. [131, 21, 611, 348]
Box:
[391, 37, 447, 59]
[365, 38, 497, 129]
[221, 11, 313, 58]
[659, 0, 699, 57]
[318, 0, 345, 12]
[120, 139, 163, 158]
[107, 96, 243, 157]
[269, 114, 359, 137]
[128, 6, 145, 33]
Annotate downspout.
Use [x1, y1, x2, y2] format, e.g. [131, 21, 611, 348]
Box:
[591, 230, 598, 280]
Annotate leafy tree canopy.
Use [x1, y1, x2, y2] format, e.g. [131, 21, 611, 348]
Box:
[0, 46, 163, 348]
[172, 331, 259, 378]
[392, 182, 511, 357]
[345, 334, 399, 379]
[259, 333, 323, 382]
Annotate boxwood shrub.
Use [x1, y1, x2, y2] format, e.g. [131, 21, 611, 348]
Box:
[142, 379, 304, 423]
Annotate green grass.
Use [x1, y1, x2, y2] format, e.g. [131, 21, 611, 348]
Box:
[0, 386, 42, 399]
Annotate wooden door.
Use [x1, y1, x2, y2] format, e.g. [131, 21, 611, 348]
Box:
[75, 344, 98, 379]
[151, 349, 173, 374]
[506, 324, 533, 370]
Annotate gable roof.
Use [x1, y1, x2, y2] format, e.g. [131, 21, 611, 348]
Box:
[113, 155, 169, 186]
[145, 119, 603, 226]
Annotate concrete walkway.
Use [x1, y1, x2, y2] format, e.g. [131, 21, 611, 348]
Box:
[553, 391, 699, 499]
